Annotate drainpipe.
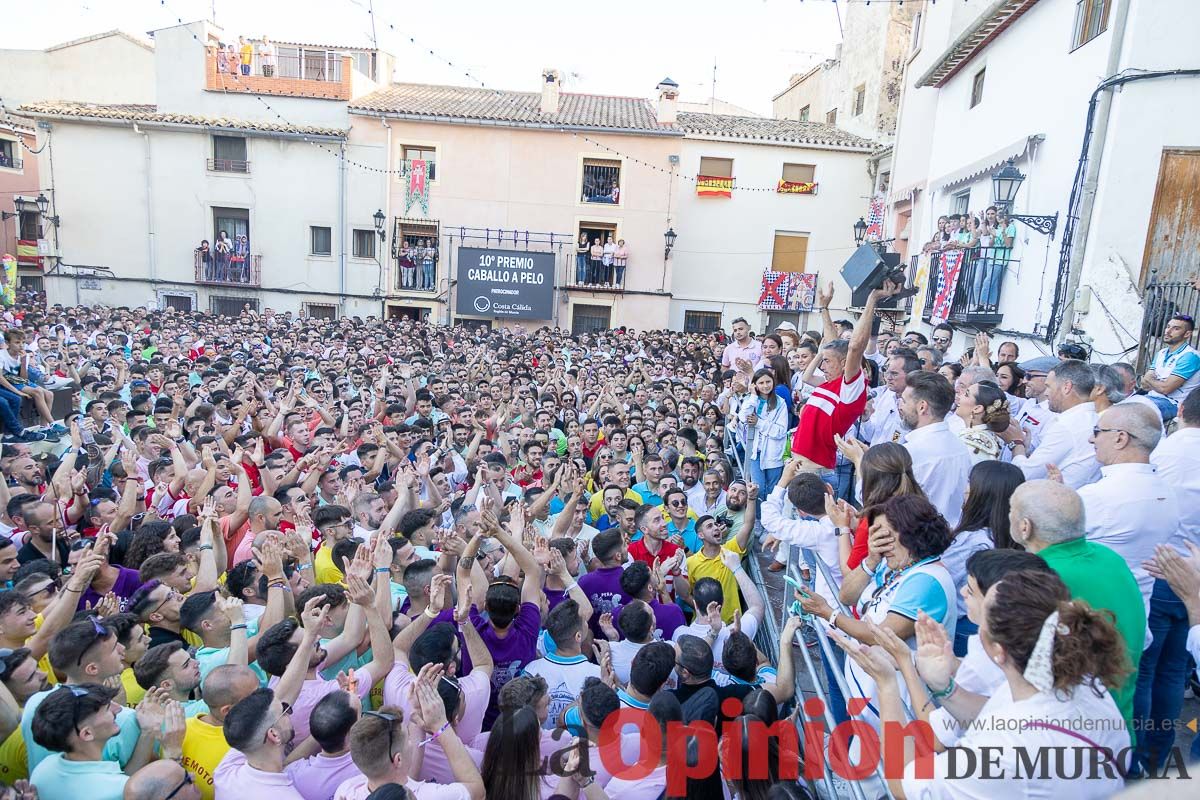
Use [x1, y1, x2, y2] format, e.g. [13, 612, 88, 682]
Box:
[338, 139, 347, 315]
[380, 117, 393, 315]
[133, 123, 157, 293]
[1058, 0, 1131, 343]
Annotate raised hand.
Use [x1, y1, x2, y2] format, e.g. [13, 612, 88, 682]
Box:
[913, 611, 959, 692]
[831, 632, 898, 682]
[598, 612, 619, 642]
[816, 279, 834, 309]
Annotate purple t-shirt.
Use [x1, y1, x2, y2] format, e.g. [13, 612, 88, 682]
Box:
[396, 600, 473, 676]
[543, 587, 568, 613]
[577, 566, 630, 638]
[470, 601, 540, 730]
[78, 567, 143, 612]
[612, 599, 687, 643]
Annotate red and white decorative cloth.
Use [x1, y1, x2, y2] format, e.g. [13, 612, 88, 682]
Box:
[929, 250, 965, 325]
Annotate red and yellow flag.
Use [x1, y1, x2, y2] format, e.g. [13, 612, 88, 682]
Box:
[696, 175, 733, 198]
[16, 240, 41, 269]
[777, 180, 817, 195]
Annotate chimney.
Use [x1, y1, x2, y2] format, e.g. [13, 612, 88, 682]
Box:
[540, 69, 561, 115]
[655, 77, 679, 125]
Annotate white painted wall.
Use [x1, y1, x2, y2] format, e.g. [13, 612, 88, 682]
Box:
[670, 137, 872, 333]
[0, 34, 155, 107]
[37, 119, 387, 316]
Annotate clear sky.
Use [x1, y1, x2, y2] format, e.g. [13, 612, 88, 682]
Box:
[1, 0, 844, 115]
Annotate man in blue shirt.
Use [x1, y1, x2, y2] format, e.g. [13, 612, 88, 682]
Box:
[1142, 314, 1200, 422]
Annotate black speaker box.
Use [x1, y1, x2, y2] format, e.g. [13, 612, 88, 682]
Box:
[841, 244, 903, 309]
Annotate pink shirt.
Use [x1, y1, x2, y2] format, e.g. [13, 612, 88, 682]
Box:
[270, 663, 375, 743]
[333, 774, 470, 800]
[287, 751, 360, 800]
[382, 663, 489, 743]
[214, 750, 306, 800]
[604, 763, 669, 798]
[720, 338, 762, 370]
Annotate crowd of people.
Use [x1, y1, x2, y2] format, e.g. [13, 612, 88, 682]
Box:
[0, 278, 1193, 799]
[921, 207, 1017, 313]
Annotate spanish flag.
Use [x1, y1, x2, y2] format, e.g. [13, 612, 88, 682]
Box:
[16, 240, 41, 269]
[777, 180, 818, 195]
[696, 175, 733, 198]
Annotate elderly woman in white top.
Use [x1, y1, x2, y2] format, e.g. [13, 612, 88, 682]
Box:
[837, 567, 1129, 799]
[736, 368, 789, 497]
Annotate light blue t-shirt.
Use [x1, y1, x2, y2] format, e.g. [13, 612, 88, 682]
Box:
[23, 687, 141, 772]
[886, 571, 951, 624]
[631, 482, 663, 507]
[29, 753, 129, 800]
[195, 616, 268, 685]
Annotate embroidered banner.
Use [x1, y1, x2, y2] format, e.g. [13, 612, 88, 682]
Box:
[788, 272, 817, 311]
[404, 159, 430, 216]
[696, 175, 733, 198]
[929, 250, 965, 325]
[759, 270, 791, 310]
[864, 194, 885, 239]
[777, 180, 818, 195]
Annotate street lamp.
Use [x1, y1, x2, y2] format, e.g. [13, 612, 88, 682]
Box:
[663, 227, 677, 259]
[373, 209, 386, 240]
[853, 217, 868, 246]
[33, 193, 60, 227]
[990, 158, 1058, 238]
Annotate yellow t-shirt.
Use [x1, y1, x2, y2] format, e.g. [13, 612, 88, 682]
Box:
[121, 666, 146, 706]
[182, 716, 229, 800]
[314, 543, 346, 585]
[587, 488, 644, 524]
[686, 538, 745, 624]
[31, 615, 58, 687]
[0, 726, 27, 783]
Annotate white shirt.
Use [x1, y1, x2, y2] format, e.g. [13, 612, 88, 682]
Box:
[929, 633, 1006, 747]
[671, 609, 760, 669]
[610, 638, 647, 686]
[1078, 462, 1179, 619]
[760, 486, 843, 609]
[1015, 397, 1058, 454]
[904, 421, 972, 528]
[1011, 401, 1100, 489]
[1150, 426, 1200, 553]
[903, 680, 1126, 799]
[862, 388, 908, 447]
[522, 653, 600, 730]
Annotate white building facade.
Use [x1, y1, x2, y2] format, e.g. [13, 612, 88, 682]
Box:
[670, 113, 876, 334]
[887, 0, 1200, 361]
[16, 21, 392, 318]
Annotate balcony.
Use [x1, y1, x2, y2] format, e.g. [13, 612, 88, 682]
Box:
[207, 158, 250, 173]
[565, 258, 628, 293]
[205, 47, 351, 101]
[195, 250, 261, 287]
[920, 246, 1013, 326]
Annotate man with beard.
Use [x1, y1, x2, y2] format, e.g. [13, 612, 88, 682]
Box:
[716, 479, 749, 533]
[213, 687, 305, 799]
[132, 642, 206, 717]
[1141, 313, 1200, 422]
[252, 576, 392, 744]
[861, 350, 921, 447]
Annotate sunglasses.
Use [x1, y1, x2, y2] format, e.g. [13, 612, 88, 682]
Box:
[163, 771, 195, 800]
[668, 500, 687, 508]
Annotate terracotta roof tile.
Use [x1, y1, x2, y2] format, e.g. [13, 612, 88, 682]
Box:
[350, 83, 677, 134]
[17, 102, 346, 138]
[676, 111, 878, 150]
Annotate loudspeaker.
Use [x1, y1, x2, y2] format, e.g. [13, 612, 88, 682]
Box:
[841, 245, 903, 309]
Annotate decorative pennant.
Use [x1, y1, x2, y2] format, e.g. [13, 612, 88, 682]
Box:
[696, 175, 733, 198]
[777, 180, 818, 195]
[404, 159, 430, 216]
[929, 250, 965, 325]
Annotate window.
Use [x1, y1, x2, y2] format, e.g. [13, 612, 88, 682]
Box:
[582, 158, 621, 204]
[211, 296, 258, 316]
[782, 163, 816, 183]
[277, 47, 341, 81]
[402, 145, 436, 181]
[305, 303, 338, 320]
[352, 229, 377, 259]
[970, 69, 986, 108]
[826, 109, 837, 125]
[1072, 0, 1111, 50]
[213, 207, 249, 251]
[18, 212, 40, 240]
[393, 219, 440, 291]
[310, 226, 332, 256]
[853, 85, 866, 116]
[0, 139, 17, 169]
[698, 157, 733, 178]
[212, 136, 248, 172]
[162, 294, 194, 312]
[952, 191, 971, 216]
[911, 11, 923, 53]
[771, 232, 809, 274]
[683, 311, 722, 334]
[798, 105, 810, 122]
[571, 304, 611, 335]
[350, 51, 376, 80]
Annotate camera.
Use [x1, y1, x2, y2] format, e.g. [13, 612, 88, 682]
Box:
[880, 264, 919, 300]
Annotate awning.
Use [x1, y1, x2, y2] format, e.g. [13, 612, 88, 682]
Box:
[887, 180, 926, 205]
[929, 134, 1044, 192]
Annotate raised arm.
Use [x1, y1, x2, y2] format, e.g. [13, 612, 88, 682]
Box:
[845, 280, 901, 382]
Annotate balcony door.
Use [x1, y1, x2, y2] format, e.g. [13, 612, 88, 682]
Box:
[213, 207, 249, 249]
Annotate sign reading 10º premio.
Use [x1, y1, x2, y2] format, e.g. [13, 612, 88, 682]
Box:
[455, 247, 556, 320]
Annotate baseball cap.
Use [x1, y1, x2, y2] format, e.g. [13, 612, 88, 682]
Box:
[774, 321, 798, 333]
[1019, 356, 1060, 376]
